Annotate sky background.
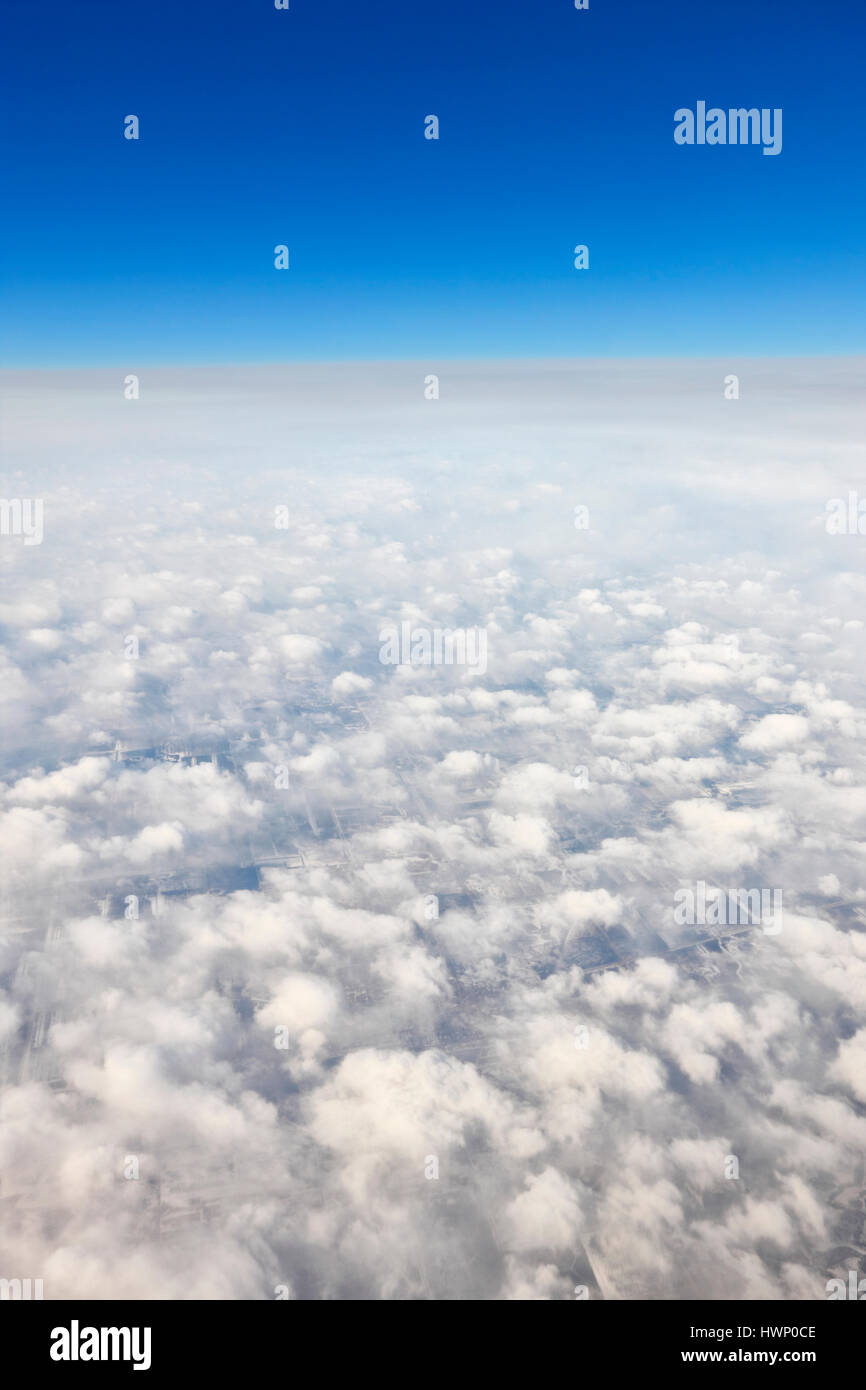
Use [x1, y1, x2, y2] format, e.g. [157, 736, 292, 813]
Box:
[1, 0, 864, 365]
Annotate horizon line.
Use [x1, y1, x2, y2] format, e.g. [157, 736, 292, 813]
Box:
[2, 350, 865, 374]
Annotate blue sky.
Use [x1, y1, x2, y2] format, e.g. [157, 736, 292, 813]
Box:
[1, 0, 863, 365]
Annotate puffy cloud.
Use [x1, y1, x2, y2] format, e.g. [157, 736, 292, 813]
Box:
[831, 1028, 866, 1103]
[740, 713, 811, 752]
[503, 1167, 583, 1252]
[331, 671, 373, 695]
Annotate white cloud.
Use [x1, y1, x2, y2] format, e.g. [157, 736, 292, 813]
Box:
[740, 713, 811, 752]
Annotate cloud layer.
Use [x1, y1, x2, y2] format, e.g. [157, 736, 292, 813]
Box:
[0, 360, 864, 1300]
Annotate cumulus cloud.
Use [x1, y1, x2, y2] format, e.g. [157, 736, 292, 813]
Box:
[740, 713, 811, 752]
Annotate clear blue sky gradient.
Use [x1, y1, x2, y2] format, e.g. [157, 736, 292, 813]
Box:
[1, 0, 864, 364]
